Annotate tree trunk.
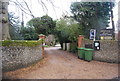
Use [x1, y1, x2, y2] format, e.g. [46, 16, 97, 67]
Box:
[1, 1, 11, 40]
[0, 1, 2, 40]
[60, 42, 63, 49]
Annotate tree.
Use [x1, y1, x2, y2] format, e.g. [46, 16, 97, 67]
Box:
[1, 0, 57, 40]
[9, 12, 23, 40]
[20, 27, 38, 40]
[55, 18, 70, 43]
[9, 0, 57, 18]
[70, 2, 115, 39]
[55, 17, 81, 48]
[68, 23, 82, 42]
[1, 1, 11, 40]
[40, 15, 56, 35]
[27, 15, 56, 35]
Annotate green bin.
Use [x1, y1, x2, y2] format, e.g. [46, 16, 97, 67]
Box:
[84, 48, 94, 62]
[78, 48, 85, 60]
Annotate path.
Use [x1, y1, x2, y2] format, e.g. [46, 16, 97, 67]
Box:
[3, 46, 118, 79]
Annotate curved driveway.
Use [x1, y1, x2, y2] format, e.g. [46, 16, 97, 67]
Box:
[3, 46, 118, 79]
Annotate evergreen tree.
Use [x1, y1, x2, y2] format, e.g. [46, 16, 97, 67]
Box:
[70, 2, 115, 39]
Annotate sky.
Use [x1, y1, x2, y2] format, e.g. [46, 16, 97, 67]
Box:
[8, 0, 78, 23]
[8, 0, 119, 32]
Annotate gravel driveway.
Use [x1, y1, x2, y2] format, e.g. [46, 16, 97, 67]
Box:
[3, 46, 118, 79]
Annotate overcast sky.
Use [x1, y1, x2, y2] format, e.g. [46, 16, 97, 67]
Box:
[8, 0, 79, 23]
[8, 0, 119, 32]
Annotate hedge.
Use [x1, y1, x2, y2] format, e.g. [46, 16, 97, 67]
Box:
[1, 40, 43, 47]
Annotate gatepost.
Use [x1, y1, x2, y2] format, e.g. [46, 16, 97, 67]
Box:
[39, 34, 46, 56]
[78, 35, 84, 48]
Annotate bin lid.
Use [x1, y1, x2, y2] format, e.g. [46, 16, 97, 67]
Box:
[78, 48, 85, 49]
[85, 48, 94, 51]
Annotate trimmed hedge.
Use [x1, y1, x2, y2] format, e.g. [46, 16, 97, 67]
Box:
[1, 40, 43, 47]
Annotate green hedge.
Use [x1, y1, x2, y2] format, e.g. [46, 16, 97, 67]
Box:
[1, 40, 43, 47]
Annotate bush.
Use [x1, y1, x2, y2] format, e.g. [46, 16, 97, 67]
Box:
[69, 42, 78, 53]
[55, 18, 83, 48]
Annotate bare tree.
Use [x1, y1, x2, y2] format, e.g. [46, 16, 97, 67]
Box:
[9, 0, 35, 17]
[2, 0, 71, 40]
[9, 0, 57, 17]
[9, 0, 71, 19]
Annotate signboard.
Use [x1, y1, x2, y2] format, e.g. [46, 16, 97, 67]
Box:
[100, 29, 113, 40]
[94, 41, 100, 51]
[90, 29, 96, 41]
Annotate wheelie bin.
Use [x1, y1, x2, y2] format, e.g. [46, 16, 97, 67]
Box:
[84, 48, 94, 62]
[78, 48, 85, 60]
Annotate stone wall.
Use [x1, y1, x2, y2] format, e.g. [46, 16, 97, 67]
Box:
[83, 39, 119, 63]
[2, 44, 43, 72]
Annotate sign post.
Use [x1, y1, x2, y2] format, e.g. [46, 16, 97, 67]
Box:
[90, 29, 100, 51]
[93, 29, 96, 41]
[90, 29, 96, 41]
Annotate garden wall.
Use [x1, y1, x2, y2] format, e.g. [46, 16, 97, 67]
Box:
[2, 44, 43, 72]
[83, 40, 119, 63]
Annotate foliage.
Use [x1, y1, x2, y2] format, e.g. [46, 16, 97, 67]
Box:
[27, 15, 56, 35]
[55, 18, 70, 43]
[20, 27, 39, 40]
[69, 42, 78, 53]
[9, 12, 22, 40]
[70, 2, 115, 38]
[1, 40, 42, 47]
[55, 17, 82, 45]
[68, 23, 83, 42]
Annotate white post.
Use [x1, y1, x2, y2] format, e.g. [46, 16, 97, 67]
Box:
[63, 43, 66, 50]
[66, 43, 70, 51]
[93, 29, 96, 41]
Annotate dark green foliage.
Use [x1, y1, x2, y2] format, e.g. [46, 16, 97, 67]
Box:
[27, 15, 56, 35]
[20, 27, 39, 40]
[1, 40, 42, 47]
[70, 2, 115, 39]
[9, 13, 56, 40]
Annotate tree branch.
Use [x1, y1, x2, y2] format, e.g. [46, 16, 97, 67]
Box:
[22, 0, 34, 18]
